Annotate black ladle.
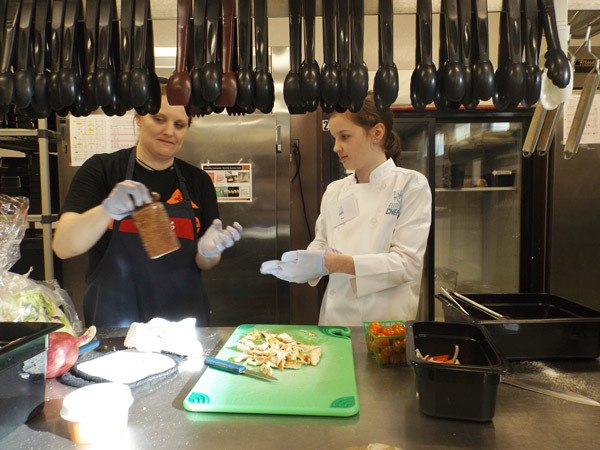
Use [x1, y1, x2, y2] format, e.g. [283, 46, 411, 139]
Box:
[300, 0, 320, 112]
[30, 0, 50, 117]
[117, 0, 133, 110]
[14, 0, 35, 110]
[200, 0, 221, 103]
[493, 7, 510, 111]
[374, 0, 398, 111]
[410, 0, 435, 111]
[336, 0, 351, 111]
[82, 0, 100, 112]
[458, 0, 477, 109]
[0, 0, 21, 109]
[95, 0, 116, 107]
[253, 0, 273, 113]
[283, 0, 304, 114]
[442, 0, 465, 103]
[521, 0, 541, 107]
[472, 0, 494, 100]
[235, 0, 253, 109]
[129, 0, 149, 108]
[504, 0, 524, 104]
[68, 4, 86, 117]
[48, 0, 66, 111]
[167, 0, 192, 105]
[190, 0, 209, 111]
[58, 0, 82, 110]
[135, 1, 160, 115]
[540, 0, 570, 89]
[347, 0, 368, 112]
[320, 0, 339, 113]
[101, 0, 125, 116]
[435, 1, 459, 110]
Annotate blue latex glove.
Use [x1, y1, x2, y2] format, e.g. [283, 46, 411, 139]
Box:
[260, 250, 328, 283]
[197, 219, 243, 257]
[101, 180, 152, 220]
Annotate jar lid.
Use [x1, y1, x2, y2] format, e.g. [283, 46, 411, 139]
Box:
[60, 383, 133, 422]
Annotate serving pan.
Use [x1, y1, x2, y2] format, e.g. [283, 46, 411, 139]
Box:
[437, 293, 600, 360]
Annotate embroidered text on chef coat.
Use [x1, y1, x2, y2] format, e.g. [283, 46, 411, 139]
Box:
[385, 191, 404, 217]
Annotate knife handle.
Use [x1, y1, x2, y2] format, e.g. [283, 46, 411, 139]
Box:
[205, 356, 245, 374]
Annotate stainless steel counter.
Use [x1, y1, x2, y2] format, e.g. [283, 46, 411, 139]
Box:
[1, 327, 599, 450]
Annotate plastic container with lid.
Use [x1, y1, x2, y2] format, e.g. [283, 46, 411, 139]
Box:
[60, 383, 134, 444]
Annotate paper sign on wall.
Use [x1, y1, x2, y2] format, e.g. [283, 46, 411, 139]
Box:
[563, 93, 600, 145]
[201, 163, 252, 202]
[69, 114, 137, 166]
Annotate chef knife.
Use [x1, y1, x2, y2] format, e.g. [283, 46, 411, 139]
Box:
[502, 376, 600, 407]
[204, 356, 278, 382]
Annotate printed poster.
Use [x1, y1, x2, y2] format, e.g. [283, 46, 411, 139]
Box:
[69, 113, 137, 166]
[201, 163, 252, 203]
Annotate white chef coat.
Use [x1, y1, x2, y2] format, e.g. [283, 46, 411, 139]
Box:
[307, 158, 432, 326]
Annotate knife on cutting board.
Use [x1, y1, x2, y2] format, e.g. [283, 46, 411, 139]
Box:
[204, 356, 278, 381]
[502, 376, 600, 407]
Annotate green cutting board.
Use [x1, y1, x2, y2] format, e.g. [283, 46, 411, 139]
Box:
[183, 324, 359, 417]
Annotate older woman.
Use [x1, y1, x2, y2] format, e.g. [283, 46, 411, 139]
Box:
[53, 90, 242, 327]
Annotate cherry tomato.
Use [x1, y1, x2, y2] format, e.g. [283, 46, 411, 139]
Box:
[391, 323, 406, 336]
[369, 321, 383, 334]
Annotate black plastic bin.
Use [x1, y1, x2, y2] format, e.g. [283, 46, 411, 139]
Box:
[406, 321, 508, 422]
[0, 322, 61, 440]
[436, 293, 600, 360]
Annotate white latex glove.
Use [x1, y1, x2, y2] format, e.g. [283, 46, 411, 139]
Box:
[101, 180, 152, 220]
[197, 219, 243, 257]
[260, 250, 328, 283]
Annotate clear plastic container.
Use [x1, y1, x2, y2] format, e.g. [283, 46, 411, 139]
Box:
[132, 201, 180, 259]
[60, 383, 133, 444]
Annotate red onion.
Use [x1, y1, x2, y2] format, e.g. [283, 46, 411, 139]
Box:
[46, 326, 97, 379]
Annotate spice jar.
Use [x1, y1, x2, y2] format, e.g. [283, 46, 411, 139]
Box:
[132, 201, 180, 259]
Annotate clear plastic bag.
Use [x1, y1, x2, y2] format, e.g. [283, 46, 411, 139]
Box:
[0, 194, 83, 335]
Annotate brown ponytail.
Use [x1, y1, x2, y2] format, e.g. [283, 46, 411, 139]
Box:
[330, 92, 401, 163]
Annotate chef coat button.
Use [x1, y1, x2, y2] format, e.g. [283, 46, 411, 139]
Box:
[380, 183, 386, 190]
[330, 289, 336, 295]
[371, 218, 377, 224]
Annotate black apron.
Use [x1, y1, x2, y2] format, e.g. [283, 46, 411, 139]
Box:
[83, 149, 210, 327]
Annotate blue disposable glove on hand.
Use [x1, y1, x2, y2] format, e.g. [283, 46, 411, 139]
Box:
[197, 219, 243, 257]
[260, 250, 328, 284]
[101, 180, 152, 220]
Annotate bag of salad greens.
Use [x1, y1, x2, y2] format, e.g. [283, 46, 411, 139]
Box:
[0, 195, 82, 335]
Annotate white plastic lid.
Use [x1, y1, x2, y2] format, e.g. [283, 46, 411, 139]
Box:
[60, 383, 133, 422]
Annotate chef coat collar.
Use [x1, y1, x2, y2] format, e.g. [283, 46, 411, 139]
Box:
[353, 158, 396, 184]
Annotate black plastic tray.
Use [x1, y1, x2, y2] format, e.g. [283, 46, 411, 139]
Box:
[437, 293, 600, 360]
[0, 322, 61, 440]
[405, 321, 508, 422]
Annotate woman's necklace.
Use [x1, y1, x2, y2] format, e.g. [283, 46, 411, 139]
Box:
[136, 157, 173, 171]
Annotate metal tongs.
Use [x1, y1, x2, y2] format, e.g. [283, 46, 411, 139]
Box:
[564, 26, 600, 159]
[441, 287, 509, 320]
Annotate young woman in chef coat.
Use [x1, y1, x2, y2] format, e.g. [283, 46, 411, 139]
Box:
[261, 93, 432, 326]
[52, 86, 242, 327]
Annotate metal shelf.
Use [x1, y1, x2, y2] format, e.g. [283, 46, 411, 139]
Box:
[0, 121, 56, 280]
[0, 129, 57, 153]
[435, 187, 517, 192]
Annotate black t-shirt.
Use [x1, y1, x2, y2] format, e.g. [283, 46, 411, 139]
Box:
[61, 147, 219, 278]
